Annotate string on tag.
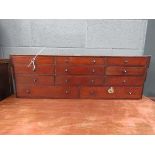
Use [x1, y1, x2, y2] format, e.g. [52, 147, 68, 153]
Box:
[27, 47, 46, 71]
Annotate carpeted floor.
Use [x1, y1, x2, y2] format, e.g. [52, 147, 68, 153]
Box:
[0, 96, 155, 134]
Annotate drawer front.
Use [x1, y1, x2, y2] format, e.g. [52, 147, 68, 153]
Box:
[11, 55, 54, 64]
[56, 56, 105, 65]
[13, 64, 55, 74]
[15, 75, 54, 86]
[107, 57, 149, 66]
[55, 75, 104, 86]
[80, 86, 143, 99]
[16, 86, 79, 98]
[105, 66, 146, 75]
[105, 76, 145, 86]
[56, 65, 105, 75]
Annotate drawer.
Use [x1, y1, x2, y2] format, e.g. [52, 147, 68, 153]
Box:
[16, 85, 79, 98]
[11, 55, 54, 64]
[55, 75, 104, 86]
[56, 65, 105, 75]
[106, 57, 149, 66]
[105, 66, 146, 75]
[56, 56, 105, 65]
[13, 64, 55, 74]
[15, 75, 54, 86]
[80, 86, 143, 99]
[105, 76, 145, 86]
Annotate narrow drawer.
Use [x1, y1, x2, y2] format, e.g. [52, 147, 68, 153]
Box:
[55, 75, 104, 86]
[80, 86, 143, 99]
[105, 66, 146, 75]
[56, 65, 105, 75]
[13, 64, 55, 74]
[105, 76, 145, 86]
[15, 75, 54, 86]
[11, 55, 54, 64]
[16, 86, 79, 98]
[56, 56, 105, 65]
[106, 57, 149, 66]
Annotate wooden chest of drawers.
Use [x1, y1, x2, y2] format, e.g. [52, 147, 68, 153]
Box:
[11, 55, 151, 99]
[0, 59, 13, 101]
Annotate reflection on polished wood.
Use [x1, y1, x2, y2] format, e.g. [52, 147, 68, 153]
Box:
[0, 96, 155, 135]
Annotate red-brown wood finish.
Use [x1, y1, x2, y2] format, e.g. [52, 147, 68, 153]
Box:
[11, 55, 151, 99]
[0, 59, 13, 100]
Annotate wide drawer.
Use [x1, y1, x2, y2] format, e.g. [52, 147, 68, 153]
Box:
[55, 75, 104, 86]
[16, 86, 79, 98]
[13, 64, 55, 74]
[11, 55, 54, 64]
[56, 65, 105, 75]
[56, 56, 105, 65]
[106, 57, 149, 66]
[105, 66, 146, 75]
[105, 76, 145, 86]
[15, 75, 54, 86]
[80, 86, 143, 99]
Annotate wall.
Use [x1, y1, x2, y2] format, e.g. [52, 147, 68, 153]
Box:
[0, 19, 147, 58]
[144, 19, 155, 97]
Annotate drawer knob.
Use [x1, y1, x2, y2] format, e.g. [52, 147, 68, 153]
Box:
[65, 79, 69, 83]
[122, 69, 127, 74]
[124, 60, 128, 64]
[65, 68, 68, 72]
[90, 90, 95, 95]
[128, 92, 132, 95]
[65, 90, 70, 94]
[91, 79, 95, 83]
[92, 69, 95, 73]
[92, 59, 96, 64]
[26, 89, 30, 94]
[122, 80, 126, 83]
[107, 87, 114, 94]
[65, 59, 69, 63]
[33, 79, 37, 83]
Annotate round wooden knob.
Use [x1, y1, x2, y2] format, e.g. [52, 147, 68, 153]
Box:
[128, 92, 132, 95]
[65, 68, 68, 72]
[122, 80, 126, 83]
[33, 79, 37, 83]
[26, 89, 30, 94]
[90, 90, 95, 95]
[65, 90, 70, 94]
[122, 69, 127, 73]
[65, 79, 69, 83]
[92, 59, 96, 64]
[92, 69, 95, 73]
[91, 79, 95, 83]
[124, 60, 128, 64]
[107, 87, 114, 94]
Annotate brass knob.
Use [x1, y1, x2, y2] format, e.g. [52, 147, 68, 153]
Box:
[65, 68, 68, 72]
[26, 89, 30, 94]
[107, 87, 114, 94]
[92, 68, 95, 73]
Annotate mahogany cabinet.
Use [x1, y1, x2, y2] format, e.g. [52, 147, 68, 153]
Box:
[11, 55, 151, 99]
[0, 59, 13, 101]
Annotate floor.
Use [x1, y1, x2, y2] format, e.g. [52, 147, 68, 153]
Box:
[0, 96, 155, 135]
